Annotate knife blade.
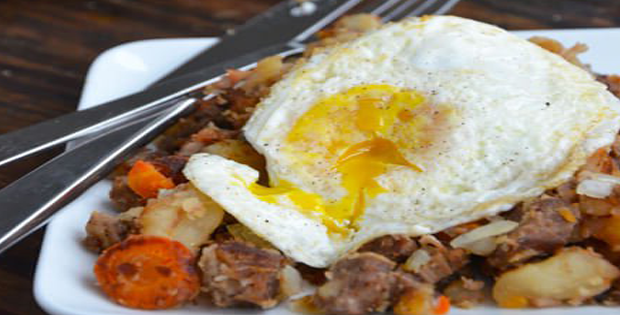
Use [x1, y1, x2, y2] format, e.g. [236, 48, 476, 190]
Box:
[155, 0, 363, 83]
[0, 43, 302, 168]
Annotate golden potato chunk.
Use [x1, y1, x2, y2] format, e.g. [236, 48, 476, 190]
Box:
[227, 223, 274, 249]
[493, 247, 619, 308]
[138, 183, 224, 251]
[203, 139, 266, 173]
[593, 215, 620, 251]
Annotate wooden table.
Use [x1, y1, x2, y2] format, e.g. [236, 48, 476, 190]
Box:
[0, 0, 618, 314]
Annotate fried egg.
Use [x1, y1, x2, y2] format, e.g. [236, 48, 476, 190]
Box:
[184, 16, 620, 267]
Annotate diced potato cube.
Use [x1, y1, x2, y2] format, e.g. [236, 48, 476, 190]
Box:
[593, 215, 620, 251]
[203, 139, 265, 174]
[139, 183, 224, 251]
[393, 284, 435, 315]
[493, 247, 619, 307]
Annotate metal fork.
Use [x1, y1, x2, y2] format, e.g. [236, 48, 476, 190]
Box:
[362, 0, 461, 22]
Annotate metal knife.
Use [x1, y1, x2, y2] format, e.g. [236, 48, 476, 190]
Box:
[0, 0, 361, 167]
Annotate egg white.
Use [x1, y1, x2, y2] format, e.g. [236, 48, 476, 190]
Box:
[185, 16, 620, 267]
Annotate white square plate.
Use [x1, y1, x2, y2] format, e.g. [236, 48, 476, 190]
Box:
[34, 28, 620, 315]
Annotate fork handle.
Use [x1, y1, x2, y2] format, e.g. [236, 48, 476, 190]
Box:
[0, 98, 196, 255]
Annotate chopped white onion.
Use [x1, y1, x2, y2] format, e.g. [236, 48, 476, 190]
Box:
[577, 180, 615, 198]
[403, 249, 431, 273]
[576, 173, 620, 199]
[450, 220, 519, 250]
[279, 265, 303, 297]
[465, 237, 497, 256]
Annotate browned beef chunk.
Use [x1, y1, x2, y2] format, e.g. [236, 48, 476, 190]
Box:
[198, 241, 286, 308]
[488, 197, 579, 270]
[295, 263, 327, 286]
[177, 123, 238, 156]
[109, 175, 145, 212]
[83, 211, 131, 252]
[442, 276, 486, 309]
[358, 235, 418, 263]
[554, 179, 578, 204]
[155, 99, 232, 153]
[413, 237, 469, 284]
[223, 89, 261, 129]
[417, 247, 468, 284]
[150, 155, 189, 184]
[111, 148, 165, 176]
[599, 279, 620, 305]
[313, 252, 419, 315]
[598, 74, 620, 98]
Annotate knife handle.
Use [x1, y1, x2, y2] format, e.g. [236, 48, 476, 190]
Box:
[0, 98, 196, 254]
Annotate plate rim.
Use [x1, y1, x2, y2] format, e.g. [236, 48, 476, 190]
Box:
[33, 28, 620, 315]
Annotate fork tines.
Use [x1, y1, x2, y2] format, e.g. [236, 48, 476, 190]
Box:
[359, 0, 461, 22]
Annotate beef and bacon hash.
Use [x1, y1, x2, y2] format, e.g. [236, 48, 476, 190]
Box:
[83, 15, 620, 314]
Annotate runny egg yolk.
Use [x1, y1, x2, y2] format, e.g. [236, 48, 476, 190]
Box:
[249, 84, 431, 234]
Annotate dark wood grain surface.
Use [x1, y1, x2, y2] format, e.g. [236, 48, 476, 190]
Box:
[0, 0, 619, 314]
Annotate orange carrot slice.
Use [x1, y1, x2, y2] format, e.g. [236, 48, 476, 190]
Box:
[127, 160, 175, 199]
[433, 295, 451, 314]
[94, 235, 200, 309]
